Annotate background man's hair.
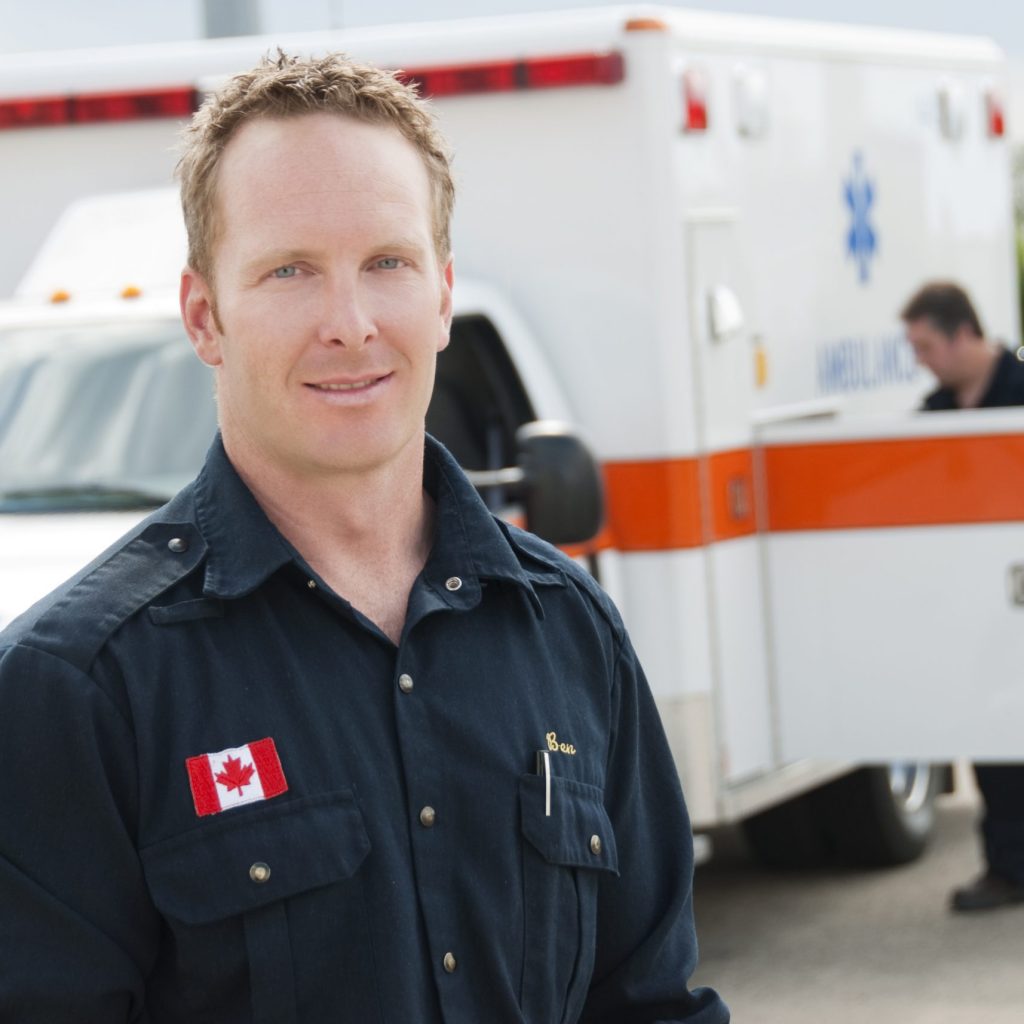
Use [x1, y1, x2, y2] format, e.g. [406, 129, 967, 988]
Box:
[900, 281, 985, 338]
[177, 50, 455, 282]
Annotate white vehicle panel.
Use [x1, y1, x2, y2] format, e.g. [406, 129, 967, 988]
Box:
[0, 511, 145, 630]
[612, 549, 715, 700]
[707, 537, 774, 783]
[761, 409, 1024, 762]
[768, 523, 1024, 761]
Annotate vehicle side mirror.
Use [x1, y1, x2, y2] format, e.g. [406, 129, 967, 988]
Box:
[515, 421, 604, 546]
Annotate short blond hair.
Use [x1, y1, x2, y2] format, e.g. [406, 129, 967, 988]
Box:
[177, 51, 455, 282]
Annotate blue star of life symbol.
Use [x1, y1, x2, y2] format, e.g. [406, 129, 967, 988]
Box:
[843, 150, 876, 284]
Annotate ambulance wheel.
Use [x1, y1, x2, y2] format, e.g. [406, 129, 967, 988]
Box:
[742, 764, 939, 869]
[741, 792, 831, 869]
[819, 764, 939, 867]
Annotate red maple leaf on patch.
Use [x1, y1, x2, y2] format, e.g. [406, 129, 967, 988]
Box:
[215, 755, 256, 794]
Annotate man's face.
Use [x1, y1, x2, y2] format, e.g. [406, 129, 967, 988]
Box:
[181, 112, 453, 481]
[905, 317, 966, 388]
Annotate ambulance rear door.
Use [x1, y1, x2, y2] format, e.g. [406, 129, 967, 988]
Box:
[758, 408, 1024, 762]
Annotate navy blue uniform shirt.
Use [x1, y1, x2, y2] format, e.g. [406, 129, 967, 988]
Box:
[0, 435, 728, 1024]
[923, 344, 1024, 409]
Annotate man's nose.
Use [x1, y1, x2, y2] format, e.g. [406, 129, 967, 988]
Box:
[317, 278, 377, 349]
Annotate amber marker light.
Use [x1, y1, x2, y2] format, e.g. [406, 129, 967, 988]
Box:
[754, 343, 769, 389]
[624, 17, 669, 32]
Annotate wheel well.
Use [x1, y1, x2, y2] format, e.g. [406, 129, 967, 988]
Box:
[427, 314, 535, 471]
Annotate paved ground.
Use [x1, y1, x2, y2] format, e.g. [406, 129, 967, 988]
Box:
[689, 787, 1024, 1023]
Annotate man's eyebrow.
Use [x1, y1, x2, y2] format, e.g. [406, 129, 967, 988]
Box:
[375, 236, 431, 254]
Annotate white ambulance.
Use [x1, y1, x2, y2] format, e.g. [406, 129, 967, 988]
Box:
[1, 6, 1021, 867]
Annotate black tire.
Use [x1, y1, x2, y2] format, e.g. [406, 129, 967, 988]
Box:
[742, 790, 832, 869]
[742, 764, 940, 869]
[818, 764, 939, 867]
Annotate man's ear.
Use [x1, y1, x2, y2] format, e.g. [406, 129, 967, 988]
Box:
[437, 256, 454, 353]
[180, 268, 223, 367]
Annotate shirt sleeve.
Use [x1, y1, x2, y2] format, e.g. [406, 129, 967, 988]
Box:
[580, 631, 730, 1024]
[0, 642, 158, 1023]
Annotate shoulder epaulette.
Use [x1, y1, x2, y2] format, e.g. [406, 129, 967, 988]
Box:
[4, 487, 206, 672]
[496, 518, 625, 640]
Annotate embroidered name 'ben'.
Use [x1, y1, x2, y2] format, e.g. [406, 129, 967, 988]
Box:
[546, 731, 576, 755]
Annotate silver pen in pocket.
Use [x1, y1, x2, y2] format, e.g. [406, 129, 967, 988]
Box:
[534, 749, 552, 816]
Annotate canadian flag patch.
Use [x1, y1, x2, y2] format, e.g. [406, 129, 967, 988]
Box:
[186, 737, 288, 817]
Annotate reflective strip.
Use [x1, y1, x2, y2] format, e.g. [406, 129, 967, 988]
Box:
[764, 432, 1024, 532]
[588, 433, 1024, 552]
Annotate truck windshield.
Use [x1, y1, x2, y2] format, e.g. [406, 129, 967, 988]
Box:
[0, 320, 216, 512]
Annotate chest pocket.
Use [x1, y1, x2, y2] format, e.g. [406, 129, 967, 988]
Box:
[141, 790, 372, 1024]
[518, 774, 619, 1024]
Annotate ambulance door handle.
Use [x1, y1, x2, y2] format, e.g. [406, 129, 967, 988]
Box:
[707, 285, 744, 342]
[1009, 564, 1024, 607]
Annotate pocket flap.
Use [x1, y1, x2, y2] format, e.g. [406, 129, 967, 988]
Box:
[519, 774, 619, 875]
[141, 791, 370, 925]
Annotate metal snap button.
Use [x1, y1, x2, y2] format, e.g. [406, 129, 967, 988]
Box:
[590, 835, 602, 856]
[398, 673, 414, 693]
[419, 806, 437, 827]
[167, 537, 188, 553]
[445, 576, 462, 592]
[307, 579, 317, 590]
[249, 862, 271, 883]
[443, 951, 457, 973]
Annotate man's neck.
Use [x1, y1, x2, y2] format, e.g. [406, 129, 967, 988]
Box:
[954, 342, 1001, 409]
[223, 431, 434, 642]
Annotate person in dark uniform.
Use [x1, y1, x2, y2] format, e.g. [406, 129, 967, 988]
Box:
[902, 280, 1024, 912]
[0, 53, 729, 1022]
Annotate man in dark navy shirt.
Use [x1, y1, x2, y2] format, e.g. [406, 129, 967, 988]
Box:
[0, 52, 728, 1022]
[903, 280, 1024, 912]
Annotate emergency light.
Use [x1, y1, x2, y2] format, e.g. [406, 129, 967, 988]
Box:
[398, 52, 624, 98]
[0, 86, 197, 130]
[683, 67, 708, 132]
[985, 89, 1005, 138]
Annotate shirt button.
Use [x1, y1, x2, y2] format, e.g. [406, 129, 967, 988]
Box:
[398, 673, 414, 694]
[443, 951, 457, 973]
[167, 537, 188, 553]
[249, 862, 271, 883]
[445, 576, 463, 592]
[307, 579, 317, 590]
[590, 835, 603, 856]
[419, 806, 437, 827]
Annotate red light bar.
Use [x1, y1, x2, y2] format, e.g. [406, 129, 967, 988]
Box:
[399, 51, 624, 99]
[0, 86, 198, 131]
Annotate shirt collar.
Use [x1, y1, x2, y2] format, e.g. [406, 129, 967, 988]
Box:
[420, 436, 563, 615]
[194, 435, 294, 599]
[980, 346, 1016, 405]
[192, 433, 563, 608]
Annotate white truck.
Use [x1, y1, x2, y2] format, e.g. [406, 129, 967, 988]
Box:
[2, 6, 1022, 867]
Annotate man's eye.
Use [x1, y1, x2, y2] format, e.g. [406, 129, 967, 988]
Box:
[273, 266, 298, 279]
[376, 257, 402, 270]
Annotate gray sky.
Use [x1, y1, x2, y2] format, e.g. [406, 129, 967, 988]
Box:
[2, 1, 1024, 56]
[342, 1, 1024, 56]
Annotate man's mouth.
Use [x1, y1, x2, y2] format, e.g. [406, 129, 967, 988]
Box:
[307, 373, 391, 392]
[314, 380, 377, 391]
